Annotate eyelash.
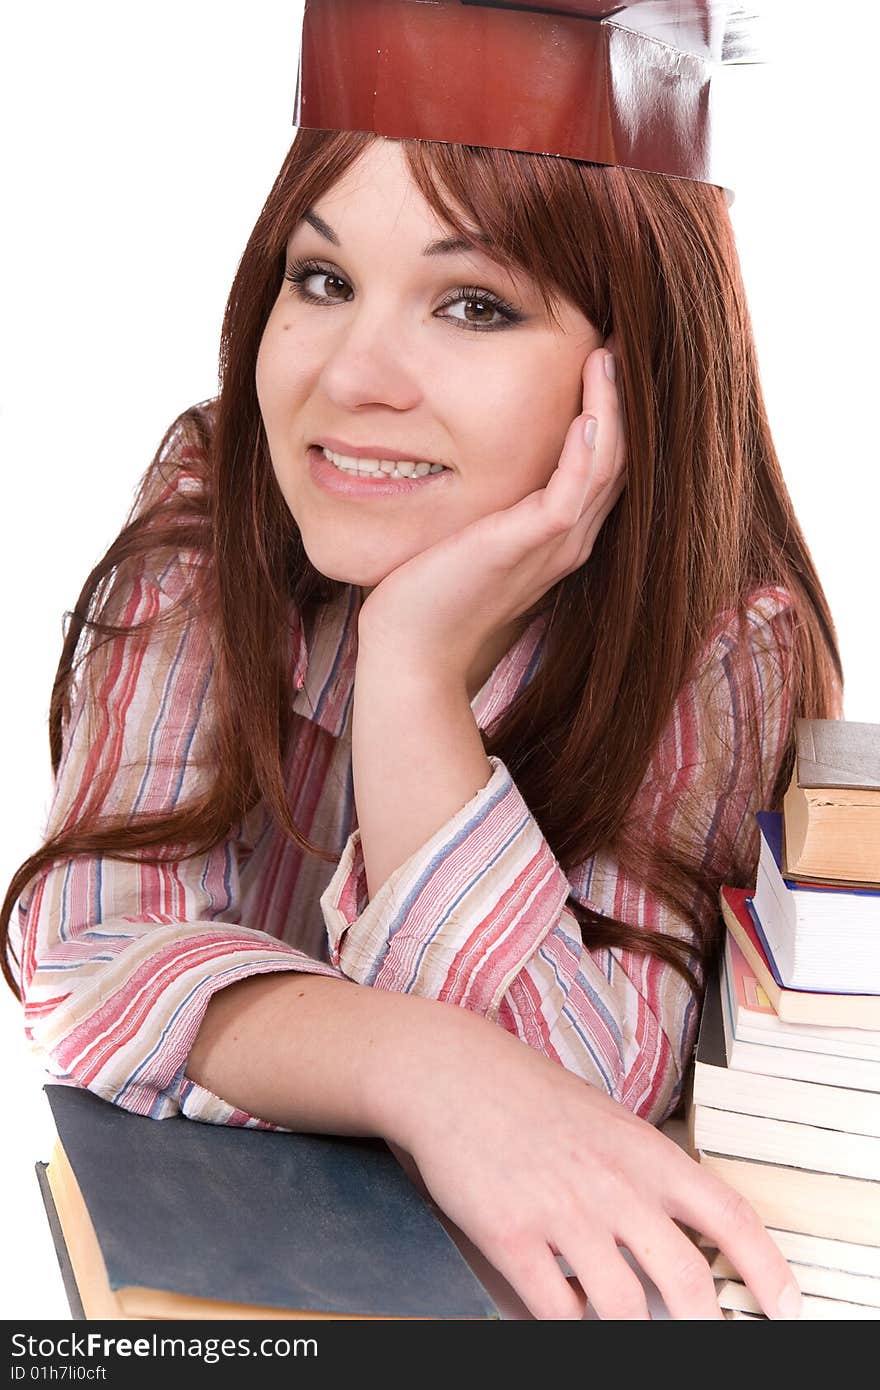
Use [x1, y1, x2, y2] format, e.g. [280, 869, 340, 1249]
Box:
[282, 256, 524, 332]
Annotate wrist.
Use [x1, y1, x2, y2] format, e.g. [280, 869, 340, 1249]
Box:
[355, 622, 470, 698]
[361, 989, 496, 1149]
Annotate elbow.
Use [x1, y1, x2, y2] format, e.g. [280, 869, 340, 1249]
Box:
[617, 1028, 691, 1127]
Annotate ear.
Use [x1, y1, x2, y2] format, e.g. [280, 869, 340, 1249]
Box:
[603, 330, 619, 357]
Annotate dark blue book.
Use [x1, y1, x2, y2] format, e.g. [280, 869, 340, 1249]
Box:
[741, 894, 786, 991]
[36, 1084, 502, 1320]
[751, 812, 880, 993]
[34, 1158, 86, 1320]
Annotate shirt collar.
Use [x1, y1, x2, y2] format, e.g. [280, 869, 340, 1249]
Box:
[290, 585, 549, 739]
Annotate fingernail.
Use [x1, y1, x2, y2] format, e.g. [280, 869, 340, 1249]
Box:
[583, 415, 598, 448]
[604, 352, 616, 383]
[776, 1284, 802, 1319]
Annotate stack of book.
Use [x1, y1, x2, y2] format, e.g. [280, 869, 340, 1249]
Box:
[687, 718, 880, 1319]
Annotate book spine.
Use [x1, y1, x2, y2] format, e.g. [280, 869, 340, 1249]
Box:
[700, 1226, 880, 1279]
[707, 1247, 880, 1308]
[698, 1150, 880, 1245]
[719, 956, 880, 1090]
[693, 1061, 880, 1138]
[715, 1278, 880, 1320]
[693, 1105, 880, 1182]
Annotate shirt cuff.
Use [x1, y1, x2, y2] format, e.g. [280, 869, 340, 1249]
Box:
[177, 1074, 294, 1132]
[320, 754, 572, 1021]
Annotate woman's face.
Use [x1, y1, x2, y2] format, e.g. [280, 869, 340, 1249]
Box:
[256, 138, 603, 593]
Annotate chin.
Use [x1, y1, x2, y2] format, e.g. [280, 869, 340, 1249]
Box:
[298, 535, 400, 590]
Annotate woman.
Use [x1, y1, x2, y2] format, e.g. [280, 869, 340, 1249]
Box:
[1, 127, 840, 1319]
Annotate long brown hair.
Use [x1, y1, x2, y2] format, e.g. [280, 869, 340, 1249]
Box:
[1, 129, 841, 1002]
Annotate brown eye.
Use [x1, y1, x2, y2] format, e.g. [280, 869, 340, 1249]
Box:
[283, 260, 353, 303]
[314, 273, 350, 301]
[437, 284, 523, 331]
[462, 299, 498, 324]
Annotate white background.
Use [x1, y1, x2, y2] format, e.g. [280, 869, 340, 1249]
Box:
[1, 3, 877, 1319]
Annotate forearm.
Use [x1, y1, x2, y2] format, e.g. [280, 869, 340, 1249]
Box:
[184, 968, 491, 1139]
[351, 642, 491, 899]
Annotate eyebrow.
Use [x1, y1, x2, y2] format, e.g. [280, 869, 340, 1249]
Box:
[299, 207, 494, 257]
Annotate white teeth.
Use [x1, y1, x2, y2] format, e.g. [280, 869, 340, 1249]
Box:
[321, 447, 447, 480]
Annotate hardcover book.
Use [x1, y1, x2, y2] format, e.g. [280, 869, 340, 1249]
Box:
[720, 886, 880, 1029]
[792, 718, 880, 790]
[783, 719, 880, 885]
[35, 1083, 502, 1321]
[751, 813, 880, 993]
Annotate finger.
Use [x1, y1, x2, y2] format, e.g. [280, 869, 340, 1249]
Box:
[665, 1158, 803, 1319]
[488, 405, 606, 544]
[544, 348, 622, 521]
[584, 344, 626, 503]
[599, 333, 627, 474]
[564, 352, 627, 555]
[568, 468, 627, 567]
[489, 344, 622, 559]
[540, 409, 617, 532]
[618, 1206, 724, 1320]
[549, 428, 626, 573]
[485, 1236, 588, 1320]
[541, 413, 606, 524]
[558, 1227, 652, 1320]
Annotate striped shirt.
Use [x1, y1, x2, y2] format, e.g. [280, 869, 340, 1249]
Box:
[8, 454, 797, 1134]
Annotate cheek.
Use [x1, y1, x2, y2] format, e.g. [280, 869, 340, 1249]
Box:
[439, 336, 583, 505]
[255, 315, 316, 419]
[528, 377, 582, 466]
[455, 368, 576, 507]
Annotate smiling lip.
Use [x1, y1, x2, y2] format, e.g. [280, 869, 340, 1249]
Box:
[313, 436, 446, 466]
[308, 446, 452, 499]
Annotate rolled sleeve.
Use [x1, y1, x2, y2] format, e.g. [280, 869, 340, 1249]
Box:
[320, 586, 799, 1129]
[14, 507, 347, 1129]
[320, 754, 572, 1020]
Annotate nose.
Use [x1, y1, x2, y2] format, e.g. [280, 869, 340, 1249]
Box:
[316, 302, 423, 413]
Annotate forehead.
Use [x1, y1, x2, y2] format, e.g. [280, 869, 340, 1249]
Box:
[315, 139, 443, 214]
[295, 140, 485, 245]
[288, 141, 523, 280]
[284, 137, 588, 332]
